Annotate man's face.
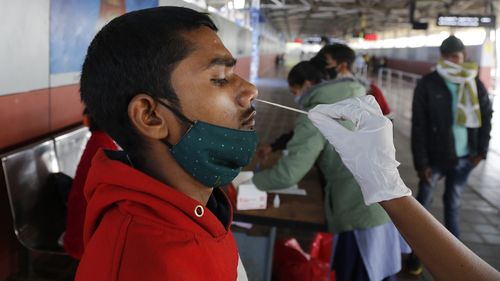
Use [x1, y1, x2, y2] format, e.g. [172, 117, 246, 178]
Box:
[168, 27, 257, 132]
[443, 51, 464, 65]
[323, 54, 341, 79]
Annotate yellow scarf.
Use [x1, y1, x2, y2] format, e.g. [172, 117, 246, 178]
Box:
[436, 59, 481, 128]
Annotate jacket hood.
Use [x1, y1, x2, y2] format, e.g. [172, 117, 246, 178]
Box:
[299, 78, 367, 110]
[83, 149, 232, 244]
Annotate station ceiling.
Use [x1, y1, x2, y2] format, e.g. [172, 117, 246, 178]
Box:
[259, 0, 495, 40]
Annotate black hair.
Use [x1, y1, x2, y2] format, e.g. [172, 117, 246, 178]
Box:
[287, 61, 325, 87]
[440, 35, 465, 56]
[309, 53, 327, 72]
[318, 44, 356, 70]
[80, 7, 217, 155]
[83, 108, 101, 132]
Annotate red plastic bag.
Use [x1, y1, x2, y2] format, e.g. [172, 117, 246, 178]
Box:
[273, 233, 335, 281]
[368, 83, 391, 116]
[309, 232, 334, 263]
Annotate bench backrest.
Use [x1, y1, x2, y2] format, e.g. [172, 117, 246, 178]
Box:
[54, 127, 90, 178]
[1, 127, 90, 254]
[1, 139, 66, 253]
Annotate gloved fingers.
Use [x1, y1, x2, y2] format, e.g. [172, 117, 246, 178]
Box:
[308, 109, 353, 138]
[309, 100, 369, 126]
[359, 95, 383, 117]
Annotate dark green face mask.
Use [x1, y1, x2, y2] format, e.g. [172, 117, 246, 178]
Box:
[156, 99, 257, 187]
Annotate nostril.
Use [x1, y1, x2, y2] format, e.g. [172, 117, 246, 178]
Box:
[239, 86, 258, 105]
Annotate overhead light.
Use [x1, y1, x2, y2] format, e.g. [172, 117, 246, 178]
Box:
[234, 0, 245, 9]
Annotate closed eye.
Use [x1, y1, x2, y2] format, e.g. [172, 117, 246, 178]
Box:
[211, 78, 228, 86]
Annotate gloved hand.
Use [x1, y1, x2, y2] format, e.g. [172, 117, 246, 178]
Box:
[308, 95, 412, 205]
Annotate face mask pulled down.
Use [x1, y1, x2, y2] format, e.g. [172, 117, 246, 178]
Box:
[157, 99, 257, 187]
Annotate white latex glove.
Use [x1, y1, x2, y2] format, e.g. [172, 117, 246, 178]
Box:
[308, 95, 411, 205]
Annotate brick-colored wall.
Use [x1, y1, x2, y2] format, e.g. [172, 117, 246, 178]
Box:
[0, 85, 83, 152]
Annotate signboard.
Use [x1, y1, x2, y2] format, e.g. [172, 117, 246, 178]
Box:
[437, 15, 496, 28]
[364, 33, 377, 41]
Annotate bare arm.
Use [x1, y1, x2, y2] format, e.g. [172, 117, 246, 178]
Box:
[380, 196, 500, 281]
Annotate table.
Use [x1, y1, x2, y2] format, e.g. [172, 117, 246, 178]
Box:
[229, 152, 328, 281]
[232, 152, 327, 232]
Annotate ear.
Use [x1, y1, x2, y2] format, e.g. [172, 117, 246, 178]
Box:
[128, 94, 169, 140]
[303, 80, 314, 90]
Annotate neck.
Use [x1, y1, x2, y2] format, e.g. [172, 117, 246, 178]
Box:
[131, 141, 213, 205]
[337, 70, 353, 78]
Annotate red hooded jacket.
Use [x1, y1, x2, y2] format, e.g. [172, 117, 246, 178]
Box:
[75, 150, 239, 281]
[64, 131, 117, 259]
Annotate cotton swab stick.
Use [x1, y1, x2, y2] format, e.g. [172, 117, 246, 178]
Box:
[254, 99, 343, 121]
[254, 99, 308, 115]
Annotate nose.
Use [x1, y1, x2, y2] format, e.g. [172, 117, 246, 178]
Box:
[237, 76, 258, 108]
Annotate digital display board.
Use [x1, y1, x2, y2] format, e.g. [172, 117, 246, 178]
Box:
[437, 15, 496, 28]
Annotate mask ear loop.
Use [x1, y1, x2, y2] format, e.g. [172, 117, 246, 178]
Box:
[152, 97, 195, 148]
[155, 99, 194, 125]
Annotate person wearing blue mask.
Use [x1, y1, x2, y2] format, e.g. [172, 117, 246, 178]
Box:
[76, 7, 256, 280]
[252, 53, 410, 281]
[256, 62, 324, 159]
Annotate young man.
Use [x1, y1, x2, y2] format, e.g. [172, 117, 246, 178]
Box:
[409, 35, 493, 275]
[252, 46, 409, 281]
[76, 7, 257, 280]
[412, 35, 492, 238]
[314, 44, 391, 116]
[257, 44, 392, 161]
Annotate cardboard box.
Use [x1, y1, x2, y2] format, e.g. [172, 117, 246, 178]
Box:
[236, 183, 268, 210]
[233, 171, 267, 210]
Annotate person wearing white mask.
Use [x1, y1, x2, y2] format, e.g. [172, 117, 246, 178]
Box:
[308, 95, 499, 281]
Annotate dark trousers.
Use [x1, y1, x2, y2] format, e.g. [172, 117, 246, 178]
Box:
[416, 156, 474, 238]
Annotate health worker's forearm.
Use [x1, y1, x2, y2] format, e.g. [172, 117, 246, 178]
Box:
[380, 196, 500, 281]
